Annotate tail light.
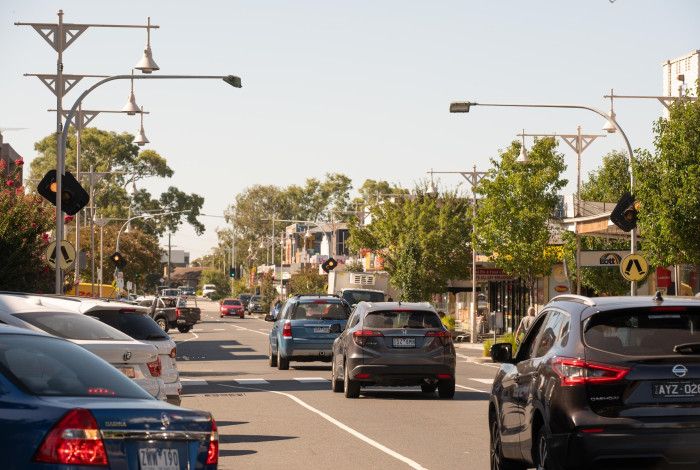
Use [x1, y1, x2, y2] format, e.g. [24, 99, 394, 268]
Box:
[552, 357, 629, 386]
[206, 417, 219, 465]
[353, 329, 383, 346]
[426, 330, 452, 346]
[147, 357, 162, 377]
[175, 309, 181, 318]
[34, 408, 108, 466]
[282, 321, 293, 338]
[169, 347, 177, 359]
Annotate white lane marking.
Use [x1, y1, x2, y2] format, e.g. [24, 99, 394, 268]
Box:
[174, 331, 199, 345]
[180, 379, 208, 386]
[220, 345, 241, 349]
[212, 328, 226, 331]
[468, 378, 494, 385]
[216, 383, 429, 470]
[294, 377, 328, 383]
[258, 329, 269, 332]
[235, 378, 269, 384]
[455, 384, 489, 394]
[230, 324, 269, 336]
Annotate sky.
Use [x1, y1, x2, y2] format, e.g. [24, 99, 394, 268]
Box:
[1, 0, 698, 259]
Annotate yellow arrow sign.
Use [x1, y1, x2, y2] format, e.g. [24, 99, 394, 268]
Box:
[46, 240, 77, 271]
[620, 253, 648, 282]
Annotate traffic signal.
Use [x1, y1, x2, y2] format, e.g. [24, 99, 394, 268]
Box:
[37, 170, 90, 216]
[321, 257, 338, 273]
[110, 251, 127, 269]
[610, 192, 639, 232]
[229, 267, 236, 278]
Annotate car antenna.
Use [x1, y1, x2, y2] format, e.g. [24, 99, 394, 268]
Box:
[653, 290, 664, 302]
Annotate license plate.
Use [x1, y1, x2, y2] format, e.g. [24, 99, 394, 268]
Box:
[120, 367, 135, 378]
[652, 381, 700, 398]
[393, 337, 416, 348]
[314, 327, 330, 333]
[177, 318, 187, 324]
[138, 448, 180, 470]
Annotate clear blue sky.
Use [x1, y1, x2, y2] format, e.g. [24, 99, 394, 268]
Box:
[1, 0, 698, 259]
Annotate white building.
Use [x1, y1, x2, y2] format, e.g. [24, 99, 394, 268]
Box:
[161, 249, 190, 268]
[663, 50, 699, 97]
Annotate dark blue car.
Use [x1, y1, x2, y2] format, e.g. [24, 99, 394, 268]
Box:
[267, 295, 351, 370]
[0, 325, 219, 469]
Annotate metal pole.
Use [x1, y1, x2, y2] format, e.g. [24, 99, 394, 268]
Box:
[575, 126, 582, 295]
[73, 104, 82, 294]
[89, 165, 95, 297]
[99, 224, 104, 297]
[54, 9, 65, 294]
[471, 165, 478, 344]
[167, 232, 172, 285]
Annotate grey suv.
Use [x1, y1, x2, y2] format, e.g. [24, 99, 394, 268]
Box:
[331, 301, 456, 399]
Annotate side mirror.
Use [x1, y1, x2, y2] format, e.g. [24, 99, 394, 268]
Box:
[329, 323, 341, 334]
[490, 342, 514, 363]
[264, 314, 275, 322]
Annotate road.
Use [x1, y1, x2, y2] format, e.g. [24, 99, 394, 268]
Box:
[172, 299, 500, 470]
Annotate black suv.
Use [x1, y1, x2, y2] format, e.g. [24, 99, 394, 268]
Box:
[489, 293, 700, 470]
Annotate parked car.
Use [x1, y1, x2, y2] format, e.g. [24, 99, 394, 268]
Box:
[265, 300, 284, 322]
[267, 294, 351, 370]
[239, 293, 253, 311]
[0, 293, 165, 400]
[139, 295, 201, 333]
[220, 298, 245, 318]
[339, 288, 385, 307]
[202, 284, 217, 298]
[180, 286, 196, 296]
[248, 295, 266, 313]
[331, 301, 456, 399]
[0, 324, 219, 469]
[15, 295, 184, 406]
[160, 288, 181, 297]
[489, 293, 700, 470]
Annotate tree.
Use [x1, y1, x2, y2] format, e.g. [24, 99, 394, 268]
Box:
[349, 187, 472, 301]
[288, 265, 327, 295]
[258, 272, 277, 310]
[635, 95, 700, 267]
[475, 138, 567, 305]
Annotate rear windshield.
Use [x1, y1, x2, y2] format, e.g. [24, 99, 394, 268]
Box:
[87, 311, 168, 341]
[14, 312, 133, 341]
[240, 295, 252, 300]
[364, 310, 442, 329]
[342, 290, 384, 304]
[223, 300, 241, 306]
[291, 301, 350, 320]
[584, 307, 700, 356]
[0, 334, 153, 399]
[161, 298, 178, 308]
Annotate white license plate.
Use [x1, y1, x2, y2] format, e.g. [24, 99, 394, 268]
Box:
[314, 327, 330, 333]
[120, 367, 135, 378]
[139, 448, 179, 470]
[393, 337, 416, 348]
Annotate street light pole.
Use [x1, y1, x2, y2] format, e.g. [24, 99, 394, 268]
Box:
[428, 167, 486, 343]
[450, 100, 638, 295]
[516, 127, 606, 294]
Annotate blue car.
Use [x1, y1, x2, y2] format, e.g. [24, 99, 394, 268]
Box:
[267, 295, 351, 370]
[0, 324, 219, 469]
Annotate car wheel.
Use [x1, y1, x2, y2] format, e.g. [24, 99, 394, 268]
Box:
[437, 378, 455, 399]
[331, 358, 343, 393]
[155, 316, 169, 333]
[490, 417, 527, 470]
[277, 348, 289, 370]
[343, 361, 360, 398]
[535, 425, 560, 470]
[421, 382, 437, 394]
[177, 325, 191, 333]
[269, 344, 277, 367]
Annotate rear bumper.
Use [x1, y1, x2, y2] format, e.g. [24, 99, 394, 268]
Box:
[221, 310, 244, 317]
[347, 363, 455, 385]
[135, 377, 166, 400]
[280, 339, 334, 361]
[550, 428, 700, 468]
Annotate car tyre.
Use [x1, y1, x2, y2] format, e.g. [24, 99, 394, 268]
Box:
[269, 344, 277, 367]
[535, 425, 560, 470]
[155, 316, 169, 333]
[421, 382, 437, 394]
[177, 325, 191, 333]
[277, 348, 289, 370]
[343, 362, 360, 398]
[437, 378, 455, 399]
[490, 417, 527, 470]
[331, 358, 343, 393]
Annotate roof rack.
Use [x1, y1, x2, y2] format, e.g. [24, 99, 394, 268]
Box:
[292, 293, 340, 299]
[550, 294, 596, 306]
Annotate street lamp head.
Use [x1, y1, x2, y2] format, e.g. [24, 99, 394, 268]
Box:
[223, 75, 242, 88]
[135, 105, 149, 146]
[516, 129, 529, 163]
[135, 17, 159, 73]
[603, 110, 617, 134]
[122, 71, 140, 115]
[449, 101, 474, 113]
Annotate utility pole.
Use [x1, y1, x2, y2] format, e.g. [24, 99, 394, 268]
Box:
[167, 232, 172, 285]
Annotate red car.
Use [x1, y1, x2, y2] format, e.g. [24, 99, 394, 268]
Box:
[220, 298, 245, 318]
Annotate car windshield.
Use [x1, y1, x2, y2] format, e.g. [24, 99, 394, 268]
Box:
[161, 298, 178, 308]
[342, 290, 385, 305]
[292, 301, 350, 320]
[584, 307, 700, 356]
[0, 334, 153, 398]
[87, 310, 168, 341]
[14, 311, 133, 341]
[240, 295, 251, 300]
[364, 310, 442, 329]
[223, 300, 241, 306]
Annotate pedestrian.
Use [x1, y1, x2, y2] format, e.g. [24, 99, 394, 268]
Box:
[515, 306, 537, 342]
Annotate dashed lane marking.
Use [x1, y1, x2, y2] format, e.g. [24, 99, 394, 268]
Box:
[455, 384, 489, 394]
[179, 379, 208, 385]
[468, 378, 494, 385]
[294, 377, 328, 383]
[230, 324, 269, 336]
[234, 378, 269, 384]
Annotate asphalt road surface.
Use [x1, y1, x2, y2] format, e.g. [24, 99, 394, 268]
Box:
[172, 299, 500, 470]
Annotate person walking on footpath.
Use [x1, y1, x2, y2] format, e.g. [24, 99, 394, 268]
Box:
[515, 306, 537, 343]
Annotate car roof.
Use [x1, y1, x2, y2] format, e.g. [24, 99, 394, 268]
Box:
[0, 292, 148, 315]
[548, 294, 700, 320]
[341, 288, 385, 294]
[360, 301, 436, 312]
[0, 322, 51, 337]
[0, 293, 81, 315]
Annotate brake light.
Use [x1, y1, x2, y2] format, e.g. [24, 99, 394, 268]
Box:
[437, 373, 452, 379]
[552, 357, 629, 386]
[426, 330, 452, 345]
[282, 321, 293, 338]
[175, 309, 181, 318]
[169, 347, 176, 359]
[34, 408, 108, 466]
[119, 308, 136, 313]
[147, 357, 162, 377]
[580, 427, 605, 433]
[650, 306, 687, 312]
[206, 417, 219, 465]
[355, 373, 370, 379]
[353, 329, 383, 346]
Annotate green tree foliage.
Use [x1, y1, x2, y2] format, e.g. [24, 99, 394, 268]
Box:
[635, 96, 700, 267]
[0, 159, 54, 292]
[258, 272, 277, 310]
[288, 265, 327, 295]
[349, 188, 472, 301]
[475, 138, 567, 304]
[199, 269, 231, 300]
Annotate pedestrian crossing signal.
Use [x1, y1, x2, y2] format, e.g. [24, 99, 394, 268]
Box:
[321, 257, 338, 273]
[610, 192, 638, 232]
[110, 251, 127, 269]
[37, 169, 90, 216]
